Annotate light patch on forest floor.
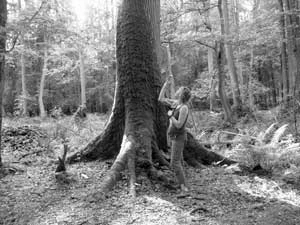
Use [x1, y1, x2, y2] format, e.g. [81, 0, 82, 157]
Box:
[235, 176, 300, 207]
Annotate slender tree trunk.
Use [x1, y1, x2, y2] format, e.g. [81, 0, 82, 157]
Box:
[249, 45, 255, 108]
[221, 0, 242, 109]
[218, 0, 232, 121]
[20, 51, 27, 116]
[216, 41, 232, 121]
[247, 0, 260, 109]
[269, 61, 277, 106]
[39, 41, 47, 119]
[278, 0, 289, 103]
[0, 0, 7, 166]
[285, 0, 300, 95]
[18, 0, 28, 116]
[111, 0, 116, 30]
[209, 69, 217, 112]
[6, 66, 17, 114]
[283, 0, 298, 97]
[232, 0, 245, 102]
[208, 47, 217, 112]
[79, 50, 86, 108]
[203, 0, 217, 111]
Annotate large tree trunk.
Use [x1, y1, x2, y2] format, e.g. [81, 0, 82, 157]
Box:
[68, 0, 235, 194]
[144, 0, 161, 66]
[0, 0, 7, 166]
[221, 0, 242, 109]
[39, 40, 47, 119]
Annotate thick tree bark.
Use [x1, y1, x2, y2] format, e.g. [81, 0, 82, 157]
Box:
[221, 0, 242, 109]
[0, 0, 7, 166]
[39, 41, 47, 119]
[68, 0, 235, 194]
[144, 0, 161, 66]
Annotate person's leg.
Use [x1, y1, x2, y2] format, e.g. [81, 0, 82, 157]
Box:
[170, 135, 186, 188]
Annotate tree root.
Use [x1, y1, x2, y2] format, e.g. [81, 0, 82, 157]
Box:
[99, 135, 133, 194]
[67, 111, 124, 164]
[151, 138, 170, 167]
[128, 147, 136, 198]
[184, 132, 236, 166]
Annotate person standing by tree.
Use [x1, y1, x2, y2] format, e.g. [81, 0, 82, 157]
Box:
[158, 74, 191, 192]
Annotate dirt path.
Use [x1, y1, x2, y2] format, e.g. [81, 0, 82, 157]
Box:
[1, 157, 300, 225]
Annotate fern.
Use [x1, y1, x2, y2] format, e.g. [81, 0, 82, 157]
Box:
[270, 124, 289, 145]
[230, 124, 300, 173]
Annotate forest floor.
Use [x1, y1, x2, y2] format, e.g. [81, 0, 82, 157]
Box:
[1, 111, 300, 225]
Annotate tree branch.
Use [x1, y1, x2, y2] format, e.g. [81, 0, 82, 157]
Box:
[194, 40, 216, 51]
[5, 0, 47, 53]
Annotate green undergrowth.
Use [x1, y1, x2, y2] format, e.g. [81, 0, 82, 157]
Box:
[192, 109, 300, 186]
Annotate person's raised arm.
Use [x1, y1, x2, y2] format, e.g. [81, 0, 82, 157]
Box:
[170, 74, 175, 99]
[158, 75, 176, 106]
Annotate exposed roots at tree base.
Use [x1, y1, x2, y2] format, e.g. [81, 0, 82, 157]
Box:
[98, 135, 136, 194]
[81, 132, 237, 197]
[67, 111, 124, 164]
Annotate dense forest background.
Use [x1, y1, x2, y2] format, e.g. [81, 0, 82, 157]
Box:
[4, 0, 299, 118]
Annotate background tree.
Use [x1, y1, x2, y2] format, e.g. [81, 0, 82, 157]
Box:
[221, 0, 242, 110]
[0, 0, 7, 166]
[78, 48, 86, 108]
[278, 0, 289, 103]
[217, 0, 232, 120]
[38, 33, 48, 119]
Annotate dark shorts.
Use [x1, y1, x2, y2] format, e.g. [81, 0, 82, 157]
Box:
[168, 131, 187, 141]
